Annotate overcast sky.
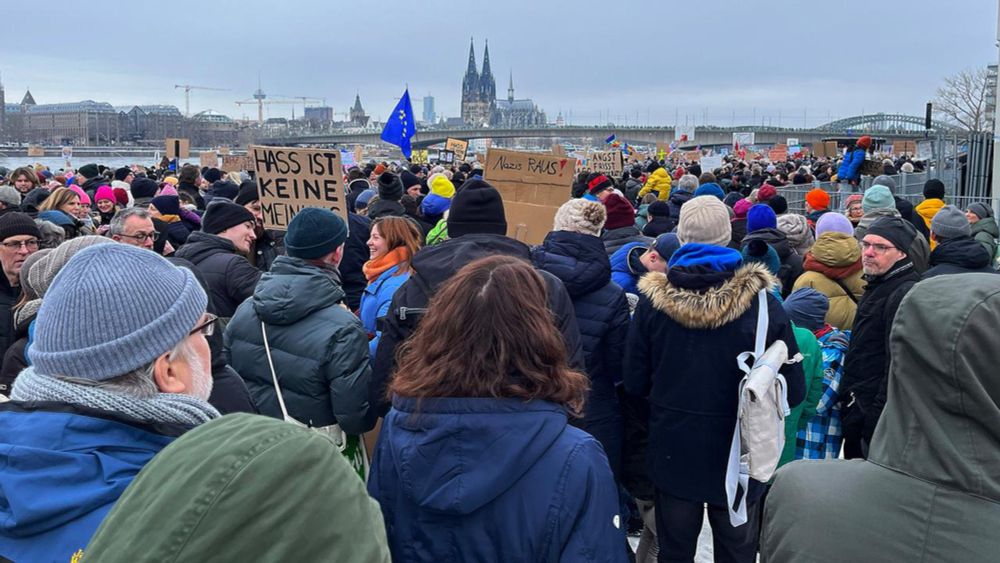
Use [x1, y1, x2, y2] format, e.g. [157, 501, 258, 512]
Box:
[3, 0, 997, 128]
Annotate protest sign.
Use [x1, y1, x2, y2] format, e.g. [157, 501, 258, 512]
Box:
[219, 147, 231, 155]
[445, 138, 469, 162]
[249, 145, 346, 230]
[353, 145, 363, 164]
[166, 138, 190, 160]
[768, 148, 788, 162]
[438, 150, 455, 164]
[484, 148, 576, 245]
[27, 145, 44, 157]
[733, 132, 755, 147]
[200, 151, 218, 168]
[410, 149, 428, 164]
[61, 146, 73, 161]
[788, 145, 802, 156]
[551, 143, 566, 156]
[220, 154, 253, 173]
[684, 150, 702, 162]
[340, 148, 356, 167]
[893, 140, 916, 155]
[786, 138, 799, 147]
[700, 155, 723, 171]
[675, 125, 696, 142]
[916, 140, 933, 161]
[589, 150, 623, 175]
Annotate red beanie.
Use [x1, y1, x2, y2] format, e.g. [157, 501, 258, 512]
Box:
[856, 136, 872, 149]
[602, 193, 635, 230]
[805, 188, 830, 211]
[757, 184, 777, 202]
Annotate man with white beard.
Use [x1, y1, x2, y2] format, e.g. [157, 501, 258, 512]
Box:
[0, 243, 218, 563]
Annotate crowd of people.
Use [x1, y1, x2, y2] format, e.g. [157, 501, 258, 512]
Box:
[0, 132, 997, 562]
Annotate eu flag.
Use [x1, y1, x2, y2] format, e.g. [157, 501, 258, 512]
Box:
[381, 89, 416, 159]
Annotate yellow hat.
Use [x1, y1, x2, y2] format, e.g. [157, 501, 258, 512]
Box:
[429, 174, 455, 199]
[163, 176, 179, 186]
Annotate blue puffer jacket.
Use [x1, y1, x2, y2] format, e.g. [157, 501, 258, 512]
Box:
[0, 402, 184, 562]
[533, 231, 630, 476]
[610, 241, 648, 295]
[359, 264, 410, 358]
[369, 396, 627, 562]
[837, 147, 867, 182]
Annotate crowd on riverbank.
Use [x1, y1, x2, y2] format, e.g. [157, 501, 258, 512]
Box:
[0, 135, 997, 562]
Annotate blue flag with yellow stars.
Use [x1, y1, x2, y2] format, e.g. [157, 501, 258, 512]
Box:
[380, 89, 416, 158]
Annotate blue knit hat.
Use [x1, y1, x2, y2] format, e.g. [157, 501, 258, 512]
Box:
[783, 288, 829, 331]
[746, 204, 777, 233]
[30, 244, 207, 381]
[285, 208, 349, 259]
[693, 182, 725, 200]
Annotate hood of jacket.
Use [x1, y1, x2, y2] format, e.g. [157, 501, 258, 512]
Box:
[668, 189, 693, 207]
[857, 207, 902, 233]
[742, 227, 793, 260]
[382, 397, 570, 515]
[915, 198, 945, 225]
[638, 262, 776, 329]
[173, 230, 237, 264]
[532, 231, 611, 298]
[411, 234, 530, 294]
[251, 255, 344, 326]
[971, 216, 999, 239]
[777, 213, 814, 254]
[808, 232, 862, 269]
[82, 413, 390, 562]
[0, 404, 176, 553]
[928, 236, 992, 270]
[870, 274, 1000, 502]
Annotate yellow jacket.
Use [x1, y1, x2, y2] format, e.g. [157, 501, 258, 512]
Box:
[637, 167, 672, 201]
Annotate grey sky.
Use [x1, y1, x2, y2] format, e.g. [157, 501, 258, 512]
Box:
[3, 0, 997, 128]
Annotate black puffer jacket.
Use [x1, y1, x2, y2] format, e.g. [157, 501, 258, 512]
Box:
[532, 230, 629, 476]
[666, 189, 694, 221]
[176, 181, 206, 210]
[0, 275, 20, 370]
[174, 231, 261, 318]
[0, 310, 29, 397]
[371, 233, 586, 417]
[341, 213, 372, 312]
[841, 258, 920, 443]
[250, 229, 285, 273]
[923, 236, 996, 279]
[742, 227, 804, 298]
[602, 226, 652, 257]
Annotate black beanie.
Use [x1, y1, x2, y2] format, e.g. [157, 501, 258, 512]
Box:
[400, 170, 421, 189]
[114, 167, 131, 181]
[202, 200, 255, 235]
[645, 161, 662, 174]
[130, 178, 159, 199]
[203, 168, 223, 185]
[0, 212, 41, 241]
[234, 181, 259, 206]
[447, 178, 507, 238]
[865, 216, 914, 253]
[766, 195, 788, 215]
[78, 163, 99, 179]
[648, 200, 671, 218]
[923, 179, 945, 200]
[377, 172, 404, 202]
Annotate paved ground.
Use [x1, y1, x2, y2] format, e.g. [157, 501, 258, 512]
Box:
[628, 516, 715, 561]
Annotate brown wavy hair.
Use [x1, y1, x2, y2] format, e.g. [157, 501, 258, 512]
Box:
[371, 216, 423, 275]
[38, 187, 79, 212]
[391, 255, 588, 416]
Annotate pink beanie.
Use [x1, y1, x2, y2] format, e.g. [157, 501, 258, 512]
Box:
[158, 185, 179, 197]
[94, 186, 115, 204]
[69, 185, 91, 205]
[733, 198, 753, 219]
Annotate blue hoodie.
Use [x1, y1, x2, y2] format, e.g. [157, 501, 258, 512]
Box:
[0, 404, 180, 562]
[368, 397, 627, 562]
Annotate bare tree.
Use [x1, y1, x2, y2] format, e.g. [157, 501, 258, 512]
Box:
[935, 67, 991, 132]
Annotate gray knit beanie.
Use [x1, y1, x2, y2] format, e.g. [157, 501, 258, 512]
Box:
[931, 205, 971, 240]
[29, 236, 116, 299]
[18, 248, 52, 301]
[30, 244, 208, 381]
[676, 195, 732, 247]
[872, 175, 897, 193]
[553, 198, 606, 236]
[967, 202, 993, 220]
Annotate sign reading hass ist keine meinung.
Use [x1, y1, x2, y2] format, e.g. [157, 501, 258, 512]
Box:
[250, 145, 346, 231]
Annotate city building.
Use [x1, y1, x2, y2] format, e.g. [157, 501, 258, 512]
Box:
[461, 40, 546, 128]
[189, 110, 238, 146]
[349, 94, 369, 127]
[304, 106, 334, 124]
[21, 97, 121, 145]
[118, 105, 184, 142]
[422, 94, 435, 123]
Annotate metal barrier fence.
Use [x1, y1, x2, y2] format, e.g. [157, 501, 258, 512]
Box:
[776, 168, 964, 215]
[779, 186, 1000, 218]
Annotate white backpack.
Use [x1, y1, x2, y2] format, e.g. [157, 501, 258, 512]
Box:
[725, 290, 802, 527]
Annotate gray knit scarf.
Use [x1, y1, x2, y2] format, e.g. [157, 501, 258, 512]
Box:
[11, 367, 220, 426]
[14, 298, 40, 327]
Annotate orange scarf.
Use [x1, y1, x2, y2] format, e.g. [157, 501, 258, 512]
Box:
[363, 246, 410, 283]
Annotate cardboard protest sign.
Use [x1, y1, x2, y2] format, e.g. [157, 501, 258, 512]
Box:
[551, 143, 566, 156]
[589, 150, 623, 175]
[249, 145, 346, 231]
[219, 147, 231, 155]
[768, 149, 788, 162]
[166, 138, 190, 160]
[353, 145, 363, 164]
[700, 155, 723, 171]
[684, 150, 702, 162]
[445, 138, 469, 162]
[200, 151, 218, 168]
[410, 150, 428, 164]
[733, 132, 755, 147]
[484, 148, 576, 245]
[220, 154, 253, 173]
[893, 140, 916, 155]
[27, 146, 44, 157]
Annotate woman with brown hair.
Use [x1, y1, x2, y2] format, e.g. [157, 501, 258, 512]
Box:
[368, 254, 627, 563]
[37, 187, 85, 239]
[359, 216, 422, 358]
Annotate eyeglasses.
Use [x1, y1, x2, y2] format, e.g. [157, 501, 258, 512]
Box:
[1, 239, 39, 251]
[861, 241, 896, 254]
[119, 231, 160, 243]
[189, 313, 218, 337]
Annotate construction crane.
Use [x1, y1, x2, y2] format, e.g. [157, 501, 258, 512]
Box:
[235, 99, 303, 125]
[271, 95, 326, 120]
[174, 84, 230, 117]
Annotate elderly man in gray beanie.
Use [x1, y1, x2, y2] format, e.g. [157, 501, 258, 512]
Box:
[0, 243, 218, 563]
[923, 205, 996, 279]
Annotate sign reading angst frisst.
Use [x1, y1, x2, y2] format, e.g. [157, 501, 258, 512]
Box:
[250, 145, 346, 231]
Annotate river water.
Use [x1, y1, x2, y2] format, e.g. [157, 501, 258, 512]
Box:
[0, 156, 203, 172]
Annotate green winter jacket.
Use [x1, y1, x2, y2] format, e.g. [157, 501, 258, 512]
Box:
[778, 324, 824, 467]
[82, 414, 390, 562]
[762, 273, 1000, 563]
[971, 216, 999, 263]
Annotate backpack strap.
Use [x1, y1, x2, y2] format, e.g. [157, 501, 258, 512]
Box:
[830, 277, 859, 304]
[261, 321, 294, 423]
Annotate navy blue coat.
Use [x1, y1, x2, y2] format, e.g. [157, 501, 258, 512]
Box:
[533, 231, 630, 476]
[368, 397, 628, 562]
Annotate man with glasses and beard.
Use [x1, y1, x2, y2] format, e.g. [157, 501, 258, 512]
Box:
[0, 213, 40, 360]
